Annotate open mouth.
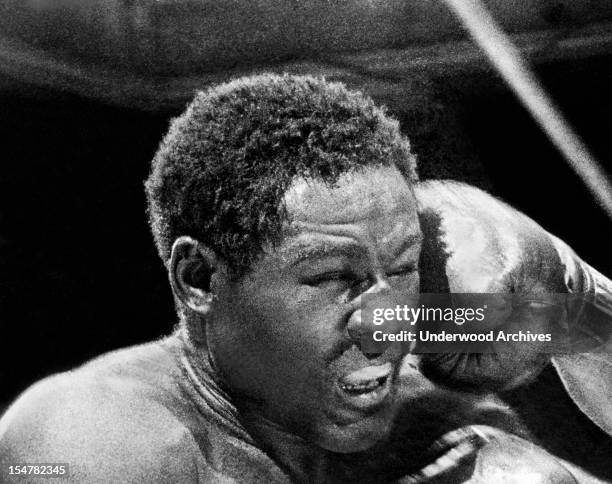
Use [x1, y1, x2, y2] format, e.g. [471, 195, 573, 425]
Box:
[339, 375, 388, 394]
[336, 362, 393, 409]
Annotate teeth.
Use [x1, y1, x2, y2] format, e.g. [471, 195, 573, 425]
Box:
[341, 363, 392, 386]
[340, 376, 386, 394]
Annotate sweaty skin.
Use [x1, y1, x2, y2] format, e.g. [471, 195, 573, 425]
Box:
[203, 166, 423, 458]
[1, 175, 610, 483]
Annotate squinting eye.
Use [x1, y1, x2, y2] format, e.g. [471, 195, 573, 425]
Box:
[304, 272, 362, 288]
[386, 265, 416, 278]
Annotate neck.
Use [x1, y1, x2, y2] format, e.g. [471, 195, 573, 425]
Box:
[180, 339, 333, 480]
[178, 327, 417, 483]
[178, 327, 254, 442]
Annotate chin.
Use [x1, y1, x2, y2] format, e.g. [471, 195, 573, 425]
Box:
[315, 417, 394, 454]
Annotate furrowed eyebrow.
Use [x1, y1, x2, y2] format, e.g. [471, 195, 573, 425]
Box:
[281, 239, 367, 267]
[279, 230, 423, 268]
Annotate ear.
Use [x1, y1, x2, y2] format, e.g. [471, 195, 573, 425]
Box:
[169, 236, 218, 316]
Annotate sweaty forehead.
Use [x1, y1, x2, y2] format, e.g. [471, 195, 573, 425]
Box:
[283, 166, 416, 225]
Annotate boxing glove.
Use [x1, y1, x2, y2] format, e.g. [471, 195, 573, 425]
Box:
[397, 425, 592, 483]
[414, 181, 612, 406]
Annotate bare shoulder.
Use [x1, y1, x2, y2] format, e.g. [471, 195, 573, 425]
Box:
[0, 343, 200, 483]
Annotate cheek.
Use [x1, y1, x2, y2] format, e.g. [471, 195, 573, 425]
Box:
[217, 288, 346, 384]
[255, 295, 346, 361]
[213, 299, 351, 428]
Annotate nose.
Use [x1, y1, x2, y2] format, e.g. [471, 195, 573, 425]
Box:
[346, 309, 385, 358]
[345, 274, 391, 353]
[346, 309, 363, 342]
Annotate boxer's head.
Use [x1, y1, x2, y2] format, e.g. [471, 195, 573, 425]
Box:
[145, 74, 421, 453]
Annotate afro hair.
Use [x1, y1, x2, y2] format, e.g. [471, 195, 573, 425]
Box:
[145, 73, 418, 275]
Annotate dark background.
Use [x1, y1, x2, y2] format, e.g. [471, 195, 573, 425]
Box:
[1, 52, 611, 410]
